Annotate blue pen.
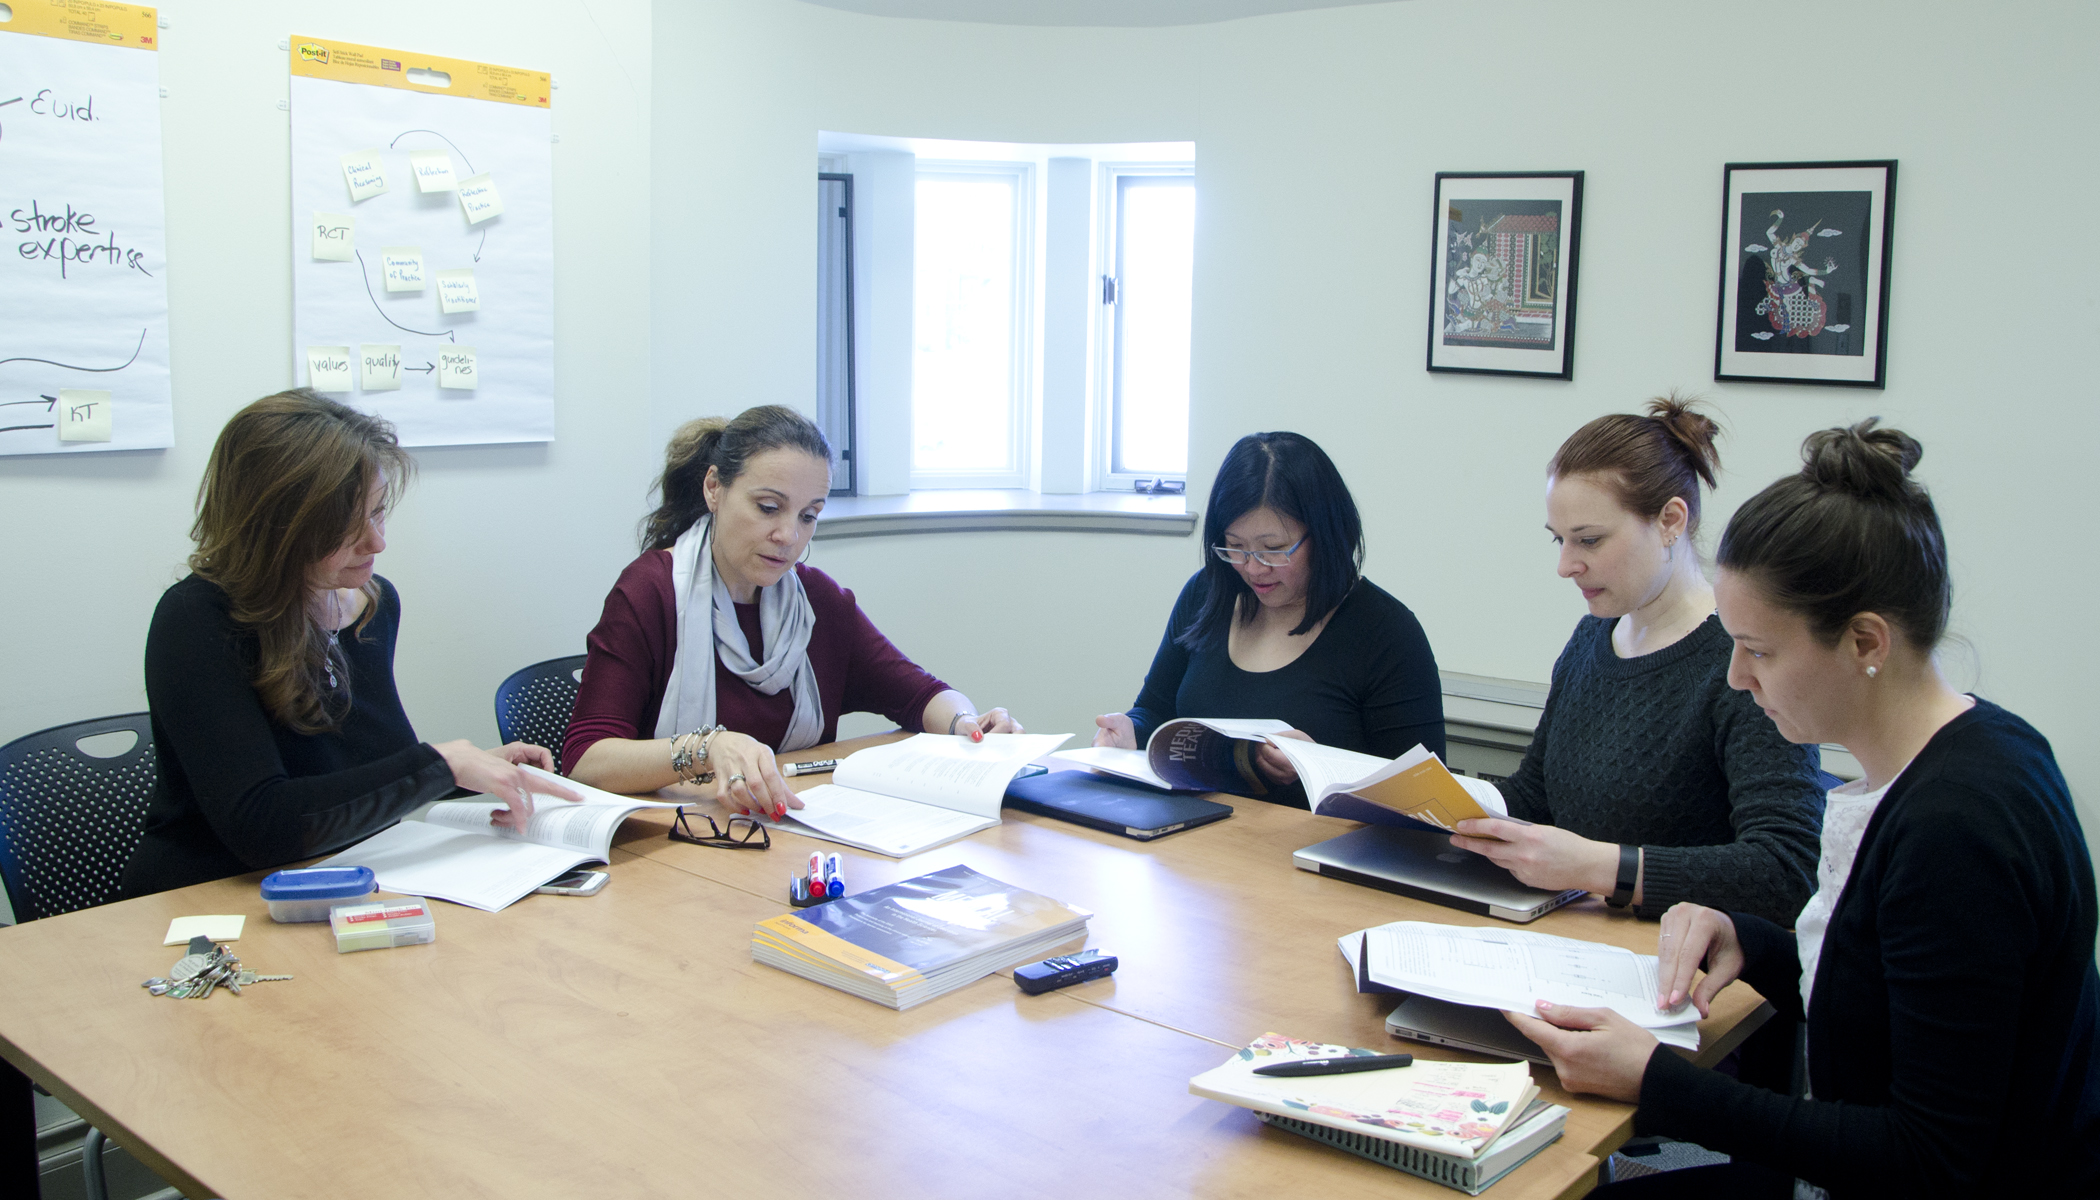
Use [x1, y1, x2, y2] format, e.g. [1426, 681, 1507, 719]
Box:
[825, 853, 844, 898]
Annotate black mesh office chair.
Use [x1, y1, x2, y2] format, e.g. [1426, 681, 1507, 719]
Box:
[0, 712, 159, 1200]
[494, 655, 589, 758]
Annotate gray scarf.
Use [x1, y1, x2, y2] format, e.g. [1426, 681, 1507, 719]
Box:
[654, 515, 823, 752]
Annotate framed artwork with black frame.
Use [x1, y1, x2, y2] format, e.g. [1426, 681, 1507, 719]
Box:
[1427, 171, 1583, 380]
[1716, 160, 1896, 388]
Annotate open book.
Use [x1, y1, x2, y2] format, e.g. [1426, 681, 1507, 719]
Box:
[1339, 921, 1701, 1051]
[1053, 720, 1506, 831]
[757, 733, 1072, 858]
[316, 765, 681, 913]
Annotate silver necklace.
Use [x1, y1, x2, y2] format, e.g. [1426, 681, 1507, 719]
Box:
[325, 590, 341, 690]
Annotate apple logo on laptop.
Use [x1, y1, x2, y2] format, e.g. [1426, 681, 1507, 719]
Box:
[1436, 852, 1467, 864]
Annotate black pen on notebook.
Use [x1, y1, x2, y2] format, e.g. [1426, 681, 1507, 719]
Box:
[1252, 1053, 1413, 1078]
[782, 759, 837, 777]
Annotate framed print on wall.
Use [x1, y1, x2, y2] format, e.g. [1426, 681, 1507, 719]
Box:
[1428, 171, 1583, 380]
[1716, 160, 1896, 388]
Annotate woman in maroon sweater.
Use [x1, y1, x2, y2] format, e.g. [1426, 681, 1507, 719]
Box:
[563, 406, 1022, 819]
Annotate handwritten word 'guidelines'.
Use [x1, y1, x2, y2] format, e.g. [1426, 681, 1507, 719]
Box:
[11, 201, 155, 279]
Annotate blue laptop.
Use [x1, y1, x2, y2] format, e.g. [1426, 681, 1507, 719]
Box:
[1004, 769, 1234, 841]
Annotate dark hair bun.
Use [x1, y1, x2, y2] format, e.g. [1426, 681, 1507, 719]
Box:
[1645, 394, 1722, 489]
[1801, 418, 1922, 503]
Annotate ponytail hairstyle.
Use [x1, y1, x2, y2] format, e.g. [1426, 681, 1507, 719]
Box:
[1717, 419, 1949, 649]
[189, 390, 412, 734]
[1548, 394, 1723, 536]
[640, 405, 832, 552]
[1178, 431, 1364, 651]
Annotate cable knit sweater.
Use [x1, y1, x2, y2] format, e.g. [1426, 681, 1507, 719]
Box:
[1497, 614, 1824, 925]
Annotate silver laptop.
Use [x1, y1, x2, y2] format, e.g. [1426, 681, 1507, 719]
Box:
[1384, 994, 1549, 1065]
[1291, 823, 1586, 923]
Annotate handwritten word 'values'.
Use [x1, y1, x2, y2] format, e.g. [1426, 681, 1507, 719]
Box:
[10, 201, 153, 278]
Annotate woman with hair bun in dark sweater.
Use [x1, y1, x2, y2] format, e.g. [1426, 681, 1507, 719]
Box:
[1510, 419, 2100, 1198]
[1448, 397, 1824, 926]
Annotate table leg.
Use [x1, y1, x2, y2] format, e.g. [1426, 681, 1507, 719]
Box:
[2, 1058, 35, 1200]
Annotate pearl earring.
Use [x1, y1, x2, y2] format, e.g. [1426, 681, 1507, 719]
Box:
[1866, 666, 1878, 678]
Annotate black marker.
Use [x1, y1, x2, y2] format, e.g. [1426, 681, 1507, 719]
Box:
[1252, 1053, 1414, 1078]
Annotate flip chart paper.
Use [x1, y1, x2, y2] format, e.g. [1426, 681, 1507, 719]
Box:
[436, 268, 480, 313]
[457, 173, 503, 224]
[361, 344, 403, 391]
[306, 346, 355, 392]
[56, 390, 113, 442]
[382, 247, 424, 291]
[410, 149, 457, 192]
[312, 212, 355, 261]
[0, 24, 175, 455]
[339, 149, 387, 202]
[438, 345, 478, 389]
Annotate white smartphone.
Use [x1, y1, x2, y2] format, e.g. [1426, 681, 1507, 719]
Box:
[535, 869, 609, 896]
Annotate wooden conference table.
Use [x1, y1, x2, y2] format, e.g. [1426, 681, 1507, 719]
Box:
[0, 734, 1769, 1200]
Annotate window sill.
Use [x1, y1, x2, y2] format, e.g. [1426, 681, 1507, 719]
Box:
[814, 489, 1195, 540]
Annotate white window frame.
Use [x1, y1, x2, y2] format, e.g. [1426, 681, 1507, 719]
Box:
[1092, 161, 1196, 492]
[909, 160, 1037, 491]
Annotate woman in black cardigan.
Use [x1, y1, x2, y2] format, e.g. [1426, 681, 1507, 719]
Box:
[1507, 420, 2099, 1198]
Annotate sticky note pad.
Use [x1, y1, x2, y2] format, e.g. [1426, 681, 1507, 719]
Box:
[457, 173, 503, 225]
[436, 268, 480, 313]
[410, 149, 457, 192]
[438, 345, 478, 390]
[164, 915, 245, 945]
[361, 344, 403, 391]
[340, 149, 387, 202]
[382, 246, 424, 292]
[306, 346, 354, 392]
[312, 212, 355, 261]
[56, 389, 112, 442]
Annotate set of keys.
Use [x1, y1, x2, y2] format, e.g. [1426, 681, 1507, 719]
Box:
[142, 936, 291, 1000]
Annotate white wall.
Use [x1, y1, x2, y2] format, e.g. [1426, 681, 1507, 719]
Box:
[651, 0, 2100, 856]
[0, 0, 654, 751]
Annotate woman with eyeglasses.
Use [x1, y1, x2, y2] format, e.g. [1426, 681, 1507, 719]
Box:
[120, 391, 582, 899]
[1091, 431, 1444, 803]
[1445, 397, 1823, 928]
[563, 405, 1023, 822]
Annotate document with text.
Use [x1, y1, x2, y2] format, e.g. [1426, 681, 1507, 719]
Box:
[760, 733, 1072, 857]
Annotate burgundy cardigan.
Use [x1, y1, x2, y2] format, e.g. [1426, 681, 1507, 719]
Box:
[562, 552, 949, 772]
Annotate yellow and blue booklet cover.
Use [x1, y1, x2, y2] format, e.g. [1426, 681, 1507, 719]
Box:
[751, 864, 1091, 1009]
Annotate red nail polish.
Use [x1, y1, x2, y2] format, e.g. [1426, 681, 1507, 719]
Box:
[971, 729, 983, 742]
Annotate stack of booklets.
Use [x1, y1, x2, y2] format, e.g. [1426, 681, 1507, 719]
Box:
[1052, 719, 1505, 831]
[750, 864, 1092, 1010]
[1339, 921, 1702, 1051]
[1189, 1033, 1567, 1195]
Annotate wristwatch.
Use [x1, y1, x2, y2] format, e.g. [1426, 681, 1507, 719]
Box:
[1605, 843, 1639, 909]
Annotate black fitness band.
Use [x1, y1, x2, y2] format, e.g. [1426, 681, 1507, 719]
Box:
[1606, 843, 1639, 909]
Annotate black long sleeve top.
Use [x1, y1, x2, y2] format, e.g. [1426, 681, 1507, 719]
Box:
[1636, 698, 2100, 1197]
[119, 574, 455, 898]
[1496, 614, 1824, 925]
[1125, 573, 1445, 804]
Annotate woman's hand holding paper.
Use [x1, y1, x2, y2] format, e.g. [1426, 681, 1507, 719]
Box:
[1504, 1001, 1657, 1103]
[1654, 902, 1743, 1018]
[710, 732, 800, 822]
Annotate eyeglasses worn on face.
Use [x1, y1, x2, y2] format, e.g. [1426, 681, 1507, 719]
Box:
[1211, 536, 1307, 568]
[668, 807, 771, 850]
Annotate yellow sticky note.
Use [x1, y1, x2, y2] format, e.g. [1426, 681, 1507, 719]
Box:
[306, 346, 354, 392]
[164, 915, 245, 946]
[438, 345, 478, 390]
[361, 344, 403, 392]
[410, 149, 457, 193]
[56, 389, 112, 442]
[382, 246, 424, 292]
[312, 212, 355, 261]
[340, 149, 387, 202]
[457, 173, 503, 225]
[436, 268, 480, 313]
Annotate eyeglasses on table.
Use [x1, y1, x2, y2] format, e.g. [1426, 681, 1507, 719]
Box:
[668, 807, 771, 850]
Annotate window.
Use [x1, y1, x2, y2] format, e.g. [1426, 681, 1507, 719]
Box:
[817, 134, 1193, 498]
[1100, 170, 1195, 485]
[911, 166, 1032, 488]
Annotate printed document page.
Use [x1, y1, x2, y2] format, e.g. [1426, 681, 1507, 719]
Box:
[316, 820, 585, 913]
[771, 784, 997, 858]
[1357, 922, 1699, 1043]
[1293, 743, 1507, 830]
[1048, 746, 1174, 790]
[830, 733, 1072, 818]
